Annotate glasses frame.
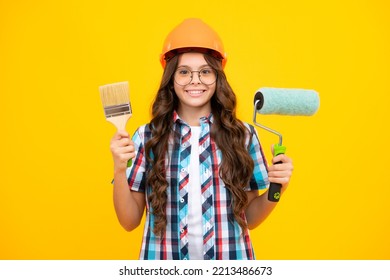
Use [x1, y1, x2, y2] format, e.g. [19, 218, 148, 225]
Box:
[174, 66, 217, 86]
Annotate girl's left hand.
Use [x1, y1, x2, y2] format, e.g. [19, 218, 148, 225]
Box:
[267, 151, 294, 189]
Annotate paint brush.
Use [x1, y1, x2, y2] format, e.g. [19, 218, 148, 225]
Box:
[99, 81, 132, 167]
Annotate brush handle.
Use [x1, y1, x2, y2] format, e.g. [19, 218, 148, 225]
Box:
[268, 144, 286, 202]
[106, 114, 133, 168]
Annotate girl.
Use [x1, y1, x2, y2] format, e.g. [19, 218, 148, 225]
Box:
[110, 18, 293, 260]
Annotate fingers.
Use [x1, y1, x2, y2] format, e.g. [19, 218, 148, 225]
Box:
[114, 144, 134, 155]
[268, 154, 293, 186]
[115, 149, 134, 164]
[110, 130, 131, 147]
[110, 130, 135, 171]
[268, 170, 292, 184]
[271, 153, 292, 164]
[111, 130, 130, 141]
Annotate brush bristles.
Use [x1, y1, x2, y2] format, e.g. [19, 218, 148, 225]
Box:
[99, 81, 130, 107]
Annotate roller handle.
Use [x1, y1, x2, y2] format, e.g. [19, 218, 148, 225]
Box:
[268, 144, 286, 202]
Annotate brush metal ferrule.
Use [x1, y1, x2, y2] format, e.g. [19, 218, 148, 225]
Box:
[104, 104, 131, 118]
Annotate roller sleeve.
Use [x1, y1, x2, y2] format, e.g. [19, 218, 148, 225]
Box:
[255, 88, 320, 116]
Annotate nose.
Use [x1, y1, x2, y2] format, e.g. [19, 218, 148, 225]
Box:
[190, 71, 201, 84]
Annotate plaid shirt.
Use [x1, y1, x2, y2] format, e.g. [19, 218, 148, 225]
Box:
[127, 112, 269, 260]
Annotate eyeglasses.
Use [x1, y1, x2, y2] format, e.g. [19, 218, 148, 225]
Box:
[174, 66, 217, 86]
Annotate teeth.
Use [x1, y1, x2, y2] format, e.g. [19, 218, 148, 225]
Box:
[187, 90, 204, 94]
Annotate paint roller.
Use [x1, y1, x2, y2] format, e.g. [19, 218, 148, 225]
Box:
[253, 87, 320, 202]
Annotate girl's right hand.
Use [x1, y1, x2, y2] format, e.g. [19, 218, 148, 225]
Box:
[110, 130, 135, 172]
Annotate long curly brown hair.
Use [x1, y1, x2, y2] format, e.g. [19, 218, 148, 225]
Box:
[145, 53, 254, 236]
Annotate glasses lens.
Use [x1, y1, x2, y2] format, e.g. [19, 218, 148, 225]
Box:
[199, 68, 217, 85]
[174, 67, 217, 86]
[174, 68, 192, 86]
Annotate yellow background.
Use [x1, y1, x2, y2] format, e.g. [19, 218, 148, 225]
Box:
[1, 0, 389, 260]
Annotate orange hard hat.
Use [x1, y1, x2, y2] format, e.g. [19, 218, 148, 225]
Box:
[160, 18, 227, 68]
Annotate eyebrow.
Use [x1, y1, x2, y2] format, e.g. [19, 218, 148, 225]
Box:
[177, 64, 211, 69]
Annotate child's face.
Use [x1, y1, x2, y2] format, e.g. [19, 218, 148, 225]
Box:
[174, 52, 216, 116]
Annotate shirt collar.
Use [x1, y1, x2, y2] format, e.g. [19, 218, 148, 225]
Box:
[173, 110, 214, 126]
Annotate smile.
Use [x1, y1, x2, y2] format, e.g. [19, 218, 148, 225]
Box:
[186, 90, 205, 96]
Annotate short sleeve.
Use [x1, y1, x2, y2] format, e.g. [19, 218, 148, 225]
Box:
[127, 125, 150, 193]
[244, 124, 269, 191]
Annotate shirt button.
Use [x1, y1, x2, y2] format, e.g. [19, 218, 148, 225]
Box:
[180, 198, 185, 203]
[180, 229, 184, 233]
[181, 168, 186, 173]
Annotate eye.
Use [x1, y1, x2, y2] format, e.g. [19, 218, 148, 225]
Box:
[200, 68, 213, 75]
[177, 68, 190, 75]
